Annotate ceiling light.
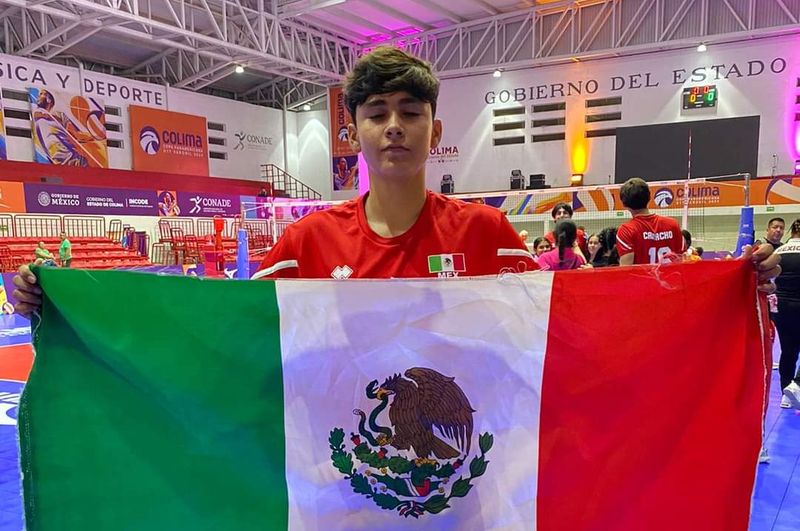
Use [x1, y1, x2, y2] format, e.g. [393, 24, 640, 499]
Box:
[235, 65, 245, 74]
[696, 43, 707, 52]
[302, 104, 312, 111]
[493, 69, 502, 78]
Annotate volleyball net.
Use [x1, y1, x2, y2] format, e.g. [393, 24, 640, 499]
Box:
[241, 174, 754, 254]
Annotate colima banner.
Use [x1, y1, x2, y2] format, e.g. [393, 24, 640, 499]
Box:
[328, 87, 359, 192]
[129, 105, 209, 176]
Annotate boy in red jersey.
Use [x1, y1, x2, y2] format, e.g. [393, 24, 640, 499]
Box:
[616, 178, 684, 265]
[252, 47, 536, 280]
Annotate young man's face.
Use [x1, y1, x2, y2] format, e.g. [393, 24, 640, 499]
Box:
[348, 91, 442, 182]
[766, 220, 785, 243]
[553, 208, 572, 221]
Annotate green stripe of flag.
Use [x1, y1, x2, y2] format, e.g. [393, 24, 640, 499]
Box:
[428, 255, 443, 273]
[20, 268, 288, 531]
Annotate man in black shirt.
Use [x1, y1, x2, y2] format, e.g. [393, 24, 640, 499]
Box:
[776, 219, 800, 408]
[757, 217, 785, 249]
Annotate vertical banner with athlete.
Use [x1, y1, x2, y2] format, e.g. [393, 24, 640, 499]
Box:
[328, 86, 359, 192]
[0, 94, 7, 161]
[28, 87, 108, 168]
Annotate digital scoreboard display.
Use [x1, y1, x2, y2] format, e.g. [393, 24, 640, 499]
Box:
[682, 85, 717, 109]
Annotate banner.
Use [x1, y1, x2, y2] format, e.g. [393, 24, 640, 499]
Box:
[176, 191, 239, 217]
[23, 183, 157, 216]
[157, 190, 181, 217]
[0, 182, 26, 213]
[0, 95, 6, 161]
[240, 195, 271, 220]
[129, 105, 208, 176]
[473, 176, 800, 216]
[28, 87, 108, 168]
[328, 87, 359, 191]
[21, 263, 765, 530]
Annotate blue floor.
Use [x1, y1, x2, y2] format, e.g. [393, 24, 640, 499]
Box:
[0, 324, 799, 529]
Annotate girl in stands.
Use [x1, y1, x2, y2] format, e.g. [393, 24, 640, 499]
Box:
[537, 220, 585, 271]
[591, 227, 620, 268]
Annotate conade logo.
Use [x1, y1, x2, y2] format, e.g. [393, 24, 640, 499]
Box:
[139, 126, 160, 154]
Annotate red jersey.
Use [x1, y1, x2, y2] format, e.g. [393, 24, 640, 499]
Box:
[255, 190, 538, 279]
[616, 214, 684, 265]
[545, 228, 588, 258]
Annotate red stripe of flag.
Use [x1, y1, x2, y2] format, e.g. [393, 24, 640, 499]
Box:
[537, 261, 766, 531]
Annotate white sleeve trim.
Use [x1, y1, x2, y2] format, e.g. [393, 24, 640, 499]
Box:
[498, 248, 534, 260]
[251, 260, 299, 280]
[616, 236, 633, 251]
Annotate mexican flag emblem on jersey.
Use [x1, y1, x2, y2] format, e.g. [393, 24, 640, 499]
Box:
[428, 253, 465, 273]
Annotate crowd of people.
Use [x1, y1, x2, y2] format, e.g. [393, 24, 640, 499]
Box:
[519, 178, 691, 271]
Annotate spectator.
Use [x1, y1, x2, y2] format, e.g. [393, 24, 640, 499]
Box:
[775, 220, 800, 408]
[538, 220, 586, 271]
[544, 202, 588, 258]
[592, 227, 619, 268]
[257, 187, 269, 198]
[532, 237, 552, 258]
[616, 178, 683, 265]
[587, 233, 601, 263]
[756, 217, 785, 249]
[34, 242, 54, 262]
[519, 230, 529, 243]
[59, 232, 72, 268]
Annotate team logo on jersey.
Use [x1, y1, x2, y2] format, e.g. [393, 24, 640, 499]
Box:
[654, 188, 674, 208]
[428, 254, 465, 278]
[331, 265, 353, 280]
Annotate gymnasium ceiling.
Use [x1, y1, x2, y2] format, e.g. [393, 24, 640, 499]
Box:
[0, 0, 798, 108]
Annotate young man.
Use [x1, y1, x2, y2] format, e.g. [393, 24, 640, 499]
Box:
[543, 203, 588, 258]
[253, 47, 536, 280]
[59, 232, 72, 268]
[616, 178, 684, 265]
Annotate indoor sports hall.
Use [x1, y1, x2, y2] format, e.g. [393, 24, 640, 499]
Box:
[0, 1, 799, 530]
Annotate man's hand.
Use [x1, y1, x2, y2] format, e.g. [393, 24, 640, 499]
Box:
[740, 244, 781, 293]
[12, 260, 43, 318]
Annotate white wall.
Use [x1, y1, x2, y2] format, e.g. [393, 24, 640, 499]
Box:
[430, 33, 800, 192]
[294, 110, 332, 198]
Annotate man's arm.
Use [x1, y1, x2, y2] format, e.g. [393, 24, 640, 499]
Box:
[619, 253, 634, 266]
[495, 216, 538, 273]
[252, 227, 300, 279]
[616, 224, 635, 266]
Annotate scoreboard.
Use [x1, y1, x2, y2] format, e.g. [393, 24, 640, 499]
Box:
[682, 85, 717, 109]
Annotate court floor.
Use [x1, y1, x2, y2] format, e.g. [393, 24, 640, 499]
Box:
[1, 321, 799, 530]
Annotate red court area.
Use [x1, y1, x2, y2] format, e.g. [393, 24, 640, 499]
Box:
[0, 344, 33, 381]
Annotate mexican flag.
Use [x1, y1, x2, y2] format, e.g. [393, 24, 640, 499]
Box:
[20, 262, 767, 530]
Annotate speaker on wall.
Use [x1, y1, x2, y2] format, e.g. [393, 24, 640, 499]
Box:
[510, 169, 524, 190]
[440, 174, 454, 194]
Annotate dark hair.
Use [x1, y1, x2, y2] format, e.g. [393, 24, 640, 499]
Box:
[620, 178, 651, 210]
[344, 46, 440, 120]
[768, 217, 785, 227]
[554, 219, 577, 264]
[532, 236, 547, 249]
[791, 218, 800, 236]
[595, 227, 619, 266]
[681, 229, 692, 247]
[695, 246, 704, 257]
[551, 202, 573, 220]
